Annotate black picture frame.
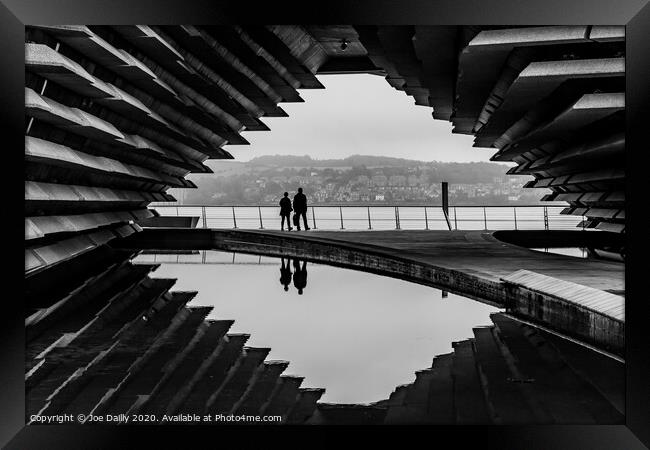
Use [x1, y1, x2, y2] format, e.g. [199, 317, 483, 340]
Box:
[3, 0, 649, 448]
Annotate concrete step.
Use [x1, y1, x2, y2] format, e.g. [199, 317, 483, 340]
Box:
[27, 278, 174, 384]
[386, 384, 410, 407]
[383, 353, 456, 424]
[26, 262, 154, 351]
[492, 313, 591, 422]
[384, 370, 435, 424]
[39, 294, 196, 417]
[101, 307, 212, 415]
[472, 326, 537, 424]
[381, 383, 411, 423]
[143, 319, 234, 416]
[535, 325, 624, 416]
[231, 360, 289, 416]
[488, 317, 556, 424]
[205, 347, 271, 415]
[424, 353, 455, 423]
[260, 376, 304, 420]
[285, 388, 326, 424]
[176, 333, 249, 414]
[493, 314, 623, 423]
[26, 279, 179, 417]
[451, 339, 491, 424]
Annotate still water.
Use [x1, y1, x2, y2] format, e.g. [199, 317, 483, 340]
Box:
[133, 251, 500, 404]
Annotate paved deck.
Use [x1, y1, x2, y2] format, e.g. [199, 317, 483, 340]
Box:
[254, 230, 624, 295]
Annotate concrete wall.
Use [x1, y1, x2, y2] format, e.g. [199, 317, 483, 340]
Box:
[504, 285, 624, 355]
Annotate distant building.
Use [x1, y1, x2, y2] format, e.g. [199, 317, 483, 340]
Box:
[388, 175, 407, 187]
[371, 175, 387, 187]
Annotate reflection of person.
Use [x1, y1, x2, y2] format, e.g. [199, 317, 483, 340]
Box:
[279, 257, 292, 291]
[279, 192, 293, 231]
[293, 259, 308, 295]
[292, 187, 310, 231]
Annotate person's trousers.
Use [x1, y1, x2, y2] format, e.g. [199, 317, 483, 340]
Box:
[280, 214, 291, 229]
[296, 211, 309, 229]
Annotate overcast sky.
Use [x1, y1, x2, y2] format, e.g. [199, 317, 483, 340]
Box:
[224, 74, 499, 164]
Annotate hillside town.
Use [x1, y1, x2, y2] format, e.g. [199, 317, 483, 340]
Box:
[171, 156, 547, 206]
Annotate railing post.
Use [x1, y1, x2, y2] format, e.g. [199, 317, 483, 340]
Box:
[202, 206, 207, 229]
[367, 206, 372, 230]
[443, 209, 452, 231]
[176, 205, 179, 216]
[339, 206, 345, 230]
[258, 206, 264, 229]
[483, 207, 488, 231]
[544, 206, 549, 231]
[513, 207, 517, 230]
[232, 206, 237, 229]
[424, 207, 429, 230]
[395, 206, 401, 230]
[441, 182, 451, 229]
[312, 206, 317, 229]
[454, 207, 458, 230]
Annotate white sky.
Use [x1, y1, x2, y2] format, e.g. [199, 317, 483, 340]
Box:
[224, 73, 499, 164]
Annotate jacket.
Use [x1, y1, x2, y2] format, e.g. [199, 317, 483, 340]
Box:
[293, 192, 307, 213]
[279, 197, 292, 216]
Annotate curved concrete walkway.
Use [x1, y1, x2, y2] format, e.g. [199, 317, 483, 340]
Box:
[119, 228, 625, 354]
[264, 230, 624, 294]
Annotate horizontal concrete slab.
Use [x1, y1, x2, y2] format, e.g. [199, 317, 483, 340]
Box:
[501, 269, 624, 321]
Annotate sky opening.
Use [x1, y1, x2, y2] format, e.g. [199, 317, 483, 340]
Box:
[223, 74, 498, 165]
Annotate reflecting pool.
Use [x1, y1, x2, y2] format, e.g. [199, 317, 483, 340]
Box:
[133, 250, 501, 404]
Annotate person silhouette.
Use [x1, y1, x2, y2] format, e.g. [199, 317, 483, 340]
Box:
[279, 192, 293, 231]
[293, 258, 308, 295]
[279, 257, 292, 291]
[292, 187, 310, 231]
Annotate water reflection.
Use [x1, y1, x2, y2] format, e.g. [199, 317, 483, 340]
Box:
[27, 248, 625, 423]
[137, 250, 500, 404]
[280, 257, 292, 291]
[293, 259, 307, 295]
[279, 257, 308, 294]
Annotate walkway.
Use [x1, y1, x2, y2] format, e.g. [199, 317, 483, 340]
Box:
[261, 230, 624, 294]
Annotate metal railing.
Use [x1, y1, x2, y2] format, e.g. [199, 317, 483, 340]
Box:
[134, 250, 276, 265]
[148, 204, 586, 231]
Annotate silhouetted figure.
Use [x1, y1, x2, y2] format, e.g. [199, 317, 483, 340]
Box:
[279, 257, 292, 291]
[293, 259, 308, 295]
[279, 192, 293, 231]
[293, 187, 310, 231]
